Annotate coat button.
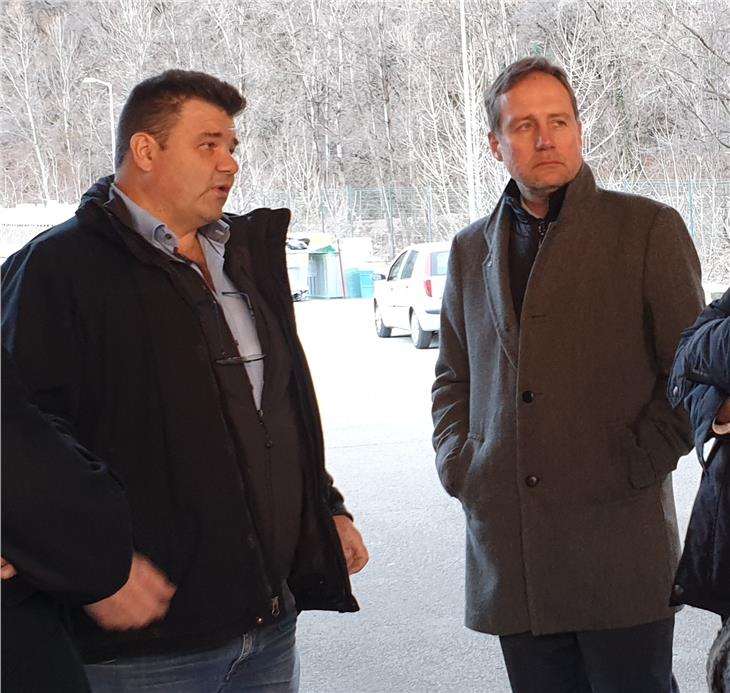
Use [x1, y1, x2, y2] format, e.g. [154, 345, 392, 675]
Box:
[672, 583, 684, 599]
[672, 386, 679, 396]
[255, 616, 264, 625]
[522, 390, 535, 403]
[525, 475, 540, 487]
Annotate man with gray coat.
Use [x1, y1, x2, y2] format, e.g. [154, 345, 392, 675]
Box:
[432, 56, 704, 692]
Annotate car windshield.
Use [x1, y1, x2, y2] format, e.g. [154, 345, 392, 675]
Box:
[431, 251, 449, 276]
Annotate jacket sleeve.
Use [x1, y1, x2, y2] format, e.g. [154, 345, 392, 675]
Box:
[631, 205, 705, 481]
[669, 288, 730, 398]
[431, 235, 470, 497]
[668, 287, 730, 456]
[1, 347, 133, 606]
[1, 238, 83, 430]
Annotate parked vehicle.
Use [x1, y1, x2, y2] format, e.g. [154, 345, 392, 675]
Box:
[372, 242, 450, 348]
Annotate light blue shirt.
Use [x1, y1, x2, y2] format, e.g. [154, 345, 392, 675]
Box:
[110, 183, 265, 409]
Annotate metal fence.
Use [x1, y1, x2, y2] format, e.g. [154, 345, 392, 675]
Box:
[3, 178, 728, 280]
[238, 178, 729, 279]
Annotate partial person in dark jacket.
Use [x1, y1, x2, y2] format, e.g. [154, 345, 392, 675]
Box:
[1, 347, 133, 693]
[1, 70, 368, 693]
[668, 287, 730, 692]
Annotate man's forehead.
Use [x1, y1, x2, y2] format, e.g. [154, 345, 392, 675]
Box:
[499, 84, 573, 119]
[197, 126, 238, 137]
[180, 98, 236, 127]
[502, 73, 573, 104]
[502, 105, 573, 120]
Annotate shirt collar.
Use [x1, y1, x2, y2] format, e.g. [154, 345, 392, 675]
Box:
[109, 183, 231, 257]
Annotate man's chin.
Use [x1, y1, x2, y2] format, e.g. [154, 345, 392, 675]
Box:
[202, 203, 226, 222]
[528, 173, 574, 193]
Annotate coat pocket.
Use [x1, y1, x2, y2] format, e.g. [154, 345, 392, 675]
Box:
[438, 432, 482, 500]
[606, 423, 657, 490]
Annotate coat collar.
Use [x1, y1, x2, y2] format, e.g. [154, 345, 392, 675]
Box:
[482, 202, 519, 370]
[480, 162, 597, 369]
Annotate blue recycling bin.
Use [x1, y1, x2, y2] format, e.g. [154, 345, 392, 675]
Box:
[345, 268, 362, 298]
[359, 270, 375, 298]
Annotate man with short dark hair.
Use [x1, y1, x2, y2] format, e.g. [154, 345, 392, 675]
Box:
[2, 69, 368, 692]
[432, 56, 703, 692]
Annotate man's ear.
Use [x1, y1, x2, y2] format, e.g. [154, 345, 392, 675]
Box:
[488, 131, 503, 162]
[128, 132, 160, 173]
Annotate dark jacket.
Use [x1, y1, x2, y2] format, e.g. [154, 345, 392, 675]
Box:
[1, 347, 133, 692]
[1, 177, 357, 662]
[669, 287, 730, 617]
[433, 163, 703, 635]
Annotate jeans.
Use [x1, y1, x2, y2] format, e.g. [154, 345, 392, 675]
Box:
[84, 611, 299, 693]
[499, 616, 678, 693]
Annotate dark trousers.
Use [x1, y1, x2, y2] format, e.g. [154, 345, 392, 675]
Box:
[499, 617, 679, 693]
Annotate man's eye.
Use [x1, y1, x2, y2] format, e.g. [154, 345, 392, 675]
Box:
[516, 122, 532, 131]
[201, 142, 215, 150]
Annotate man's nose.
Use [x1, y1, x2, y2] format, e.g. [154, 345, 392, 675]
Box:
[535, 125, 554, 150]
[219, 150, 239, 174]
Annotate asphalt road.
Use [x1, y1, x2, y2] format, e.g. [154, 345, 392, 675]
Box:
[293, 298, 717, 693]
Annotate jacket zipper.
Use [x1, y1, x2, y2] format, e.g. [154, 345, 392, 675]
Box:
[256, 407, 279, 617]
[197, 270, 281, 621]
[537, 220, 548, 247]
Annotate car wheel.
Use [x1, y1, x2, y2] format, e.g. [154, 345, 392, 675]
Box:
[374, 303, 392, 338]
[410, 312, 432, 349]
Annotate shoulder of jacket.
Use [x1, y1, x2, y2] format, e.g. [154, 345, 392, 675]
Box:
[454, 213, 492, 244]
[3, 207, 128, 281]
[6, 215, 84, 263]
[594, 186, 679, 219]
[226, 207, 291, 229]
[715, 288, 730, 316]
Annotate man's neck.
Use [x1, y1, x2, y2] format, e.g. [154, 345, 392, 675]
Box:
[114, 178, 197, 241]
[520, 196, 547, 219]
[517, 184, 553, 218]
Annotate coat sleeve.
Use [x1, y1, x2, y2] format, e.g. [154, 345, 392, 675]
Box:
[632, 205, 705, 480]
[432, 235, 470, 497]
[1, 347, 133, 606]
[668, 287, 730, 457]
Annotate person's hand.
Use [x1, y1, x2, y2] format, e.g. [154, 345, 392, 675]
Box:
[713, 397, 730, 435]
[0, 557, 17, 580]
[84, 553, 176, 630]
[333, 515, 369, 574]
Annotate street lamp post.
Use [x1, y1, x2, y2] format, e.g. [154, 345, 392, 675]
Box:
[459, 0, 477, 223]
[82, 77, 116, 164]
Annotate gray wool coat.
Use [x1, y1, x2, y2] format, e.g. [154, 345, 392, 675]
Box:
[432, 163, 704, 636]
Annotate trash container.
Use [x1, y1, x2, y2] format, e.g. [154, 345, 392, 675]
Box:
[307, 251, 344, 298]
[345, 268, 362, 298]
[359, 270, 375, 298]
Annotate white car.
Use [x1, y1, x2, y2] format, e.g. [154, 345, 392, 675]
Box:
[372, 242, 451, 348]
